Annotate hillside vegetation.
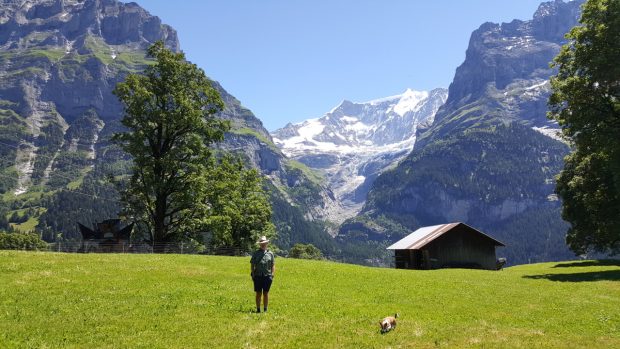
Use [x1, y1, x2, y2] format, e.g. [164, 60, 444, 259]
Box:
[349, 123, 573, 265]
[0, 252, 618, 348]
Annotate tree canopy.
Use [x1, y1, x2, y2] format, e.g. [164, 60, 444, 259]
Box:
[549, 0, 620, 255]
[113, 41, 229, 247]
[203, 155, 275, 252]
[289, 243, 324, 260]
[0, 232, 47, 251]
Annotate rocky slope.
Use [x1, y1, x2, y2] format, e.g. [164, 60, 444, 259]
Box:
[417, 0, 582, 147]
[0, 0, 179, 196]
[0, 0, 337, 248]
[339, 0, 585, 265]
[272, 88, 447, 222]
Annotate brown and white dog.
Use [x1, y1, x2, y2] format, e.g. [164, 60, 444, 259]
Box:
[379, 313, 399, 333]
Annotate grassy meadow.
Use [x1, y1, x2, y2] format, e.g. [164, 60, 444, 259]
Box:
[0, 251, 618, 348]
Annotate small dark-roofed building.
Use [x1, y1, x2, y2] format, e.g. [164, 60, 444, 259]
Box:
[387, 222, 505, 270]
[78, 219, 134, 252]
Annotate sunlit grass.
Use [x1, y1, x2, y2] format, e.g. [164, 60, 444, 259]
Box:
[0, 252, 618, 348]
[66, 167, 92, 190]
[9, 210, 44, 232]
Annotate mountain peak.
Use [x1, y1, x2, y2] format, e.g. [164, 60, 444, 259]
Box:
[437, 0, 583, 114]
[0, 0, 179, 51]
[532, 0, 584, 42]
[270, 88, 447, 220]
[273, 88, 447, 151]
[533, 0, 582, 20]
[393, 89, 430, 116]
[338, 99, 354, 107]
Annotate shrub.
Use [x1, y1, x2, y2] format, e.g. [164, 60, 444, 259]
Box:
[289, 243, 323, 260]
[0, 232, 48, 250]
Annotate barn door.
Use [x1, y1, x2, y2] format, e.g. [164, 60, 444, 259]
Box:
[422, 250, 431, 269]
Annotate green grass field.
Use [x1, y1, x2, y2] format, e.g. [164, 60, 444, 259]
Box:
[0, 251, 618, 348]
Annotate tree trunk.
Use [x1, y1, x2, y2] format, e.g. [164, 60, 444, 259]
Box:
[153, 194, 167, 253]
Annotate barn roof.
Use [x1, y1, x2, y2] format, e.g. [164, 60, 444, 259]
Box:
[386, 222, 505, 250]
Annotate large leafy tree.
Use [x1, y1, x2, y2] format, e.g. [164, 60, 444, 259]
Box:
[203, 155, 275, 252]
[113, 41, 229, 248]
[549, 0, 620, 255]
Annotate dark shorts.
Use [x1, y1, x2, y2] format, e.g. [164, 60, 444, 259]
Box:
[253, 275, 273, 293]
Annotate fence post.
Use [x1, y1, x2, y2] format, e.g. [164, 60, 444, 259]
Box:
[181, 242, 184, 254]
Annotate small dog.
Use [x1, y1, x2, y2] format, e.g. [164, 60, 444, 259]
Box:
[379, 313, 399, 334]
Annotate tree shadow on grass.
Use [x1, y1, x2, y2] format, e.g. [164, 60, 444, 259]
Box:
[523, 269, 620, 282]
[552, 260, 620, 268]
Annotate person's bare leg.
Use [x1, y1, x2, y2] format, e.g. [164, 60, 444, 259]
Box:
[255, 292, 262, 312]
[263, 292, 269, 312]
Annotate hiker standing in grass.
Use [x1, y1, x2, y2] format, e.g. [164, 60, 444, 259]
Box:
[250, 236, 275, 313]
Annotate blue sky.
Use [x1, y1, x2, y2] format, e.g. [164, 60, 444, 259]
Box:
[138, 0, 548, 131]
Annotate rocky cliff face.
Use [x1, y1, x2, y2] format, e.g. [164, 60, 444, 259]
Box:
[421, 0, 582, 146]
[272, 88, 447, 222]
[0, 0, 179, 194]
[0, 0, 179, 51]
[340, 0, 584, 265]
[0, 0, 337, 246]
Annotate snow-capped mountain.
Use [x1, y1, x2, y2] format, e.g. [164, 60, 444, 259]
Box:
[271, 88, 448, 222]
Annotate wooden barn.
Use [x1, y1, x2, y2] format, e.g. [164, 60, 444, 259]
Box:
[387, 222, 505, 270]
